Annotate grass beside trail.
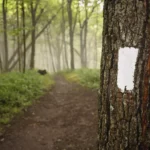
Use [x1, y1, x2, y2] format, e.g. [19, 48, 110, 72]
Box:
[0, 70, 54, 129]
[62, 69, 100, 89]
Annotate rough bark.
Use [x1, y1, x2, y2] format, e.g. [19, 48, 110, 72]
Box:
[98, 0, 149, 149]
[134, 1, 150, 149]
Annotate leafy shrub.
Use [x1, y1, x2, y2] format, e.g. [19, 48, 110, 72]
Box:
[64, 69, 100, 89]
[0, 70, 54, 125]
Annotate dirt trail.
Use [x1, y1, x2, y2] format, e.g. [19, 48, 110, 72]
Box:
[0, 75, 98, 150]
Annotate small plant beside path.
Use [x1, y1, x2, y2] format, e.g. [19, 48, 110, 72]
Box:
[0, 70, 54, 132]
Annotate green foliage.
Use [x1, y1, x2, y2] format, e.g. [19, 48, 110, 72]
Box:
[0, 70, 54, 125]
[63, 68, 100, 89]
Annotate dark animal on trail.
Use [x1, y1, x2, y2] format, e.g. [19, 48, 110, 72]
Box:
[38, 69, 47, 75]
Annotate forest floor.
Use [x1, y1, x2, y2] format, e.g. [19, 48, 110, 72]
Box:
[0, 75, 98, 150]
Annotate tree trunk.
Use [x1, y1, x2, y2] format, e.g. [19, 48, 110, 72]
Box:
[98, 0, 149, 149]
[21, 0, 26, 73]
[0, 54, 3, 72]
[55, 36, 61, 71]
[30, 0, 36, 69]
[9, 8, 61, 71]
[46, 29, 56, 73]
[94, 6, 99, 68]
[67, 0, 74, 70]
[16, 0, 21, 71]
[2, 0, 8, 72]
[80, 22, 88, 68]
[79, 1, 97, 68]
[83, 19, 88, 67]
[79, 9, 84, 68]
[8, 7, 45, 67]
[83, 2, 88, 68]
[62, 0, 69, 69]
[94, 31, 97, 68]
[80, 27, 84, 67]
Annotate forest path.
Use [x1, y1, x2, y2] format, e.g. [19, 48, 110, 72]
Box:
[0, 75, 98, 150]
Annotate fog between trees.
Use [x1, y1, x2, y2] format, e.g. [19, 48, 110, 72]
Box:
[0, 0, 103, 73]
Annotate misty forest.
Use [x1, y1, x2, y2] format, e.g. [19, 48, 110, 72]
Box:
[0, 0, 102, 72]
[0, 0, 150, 150]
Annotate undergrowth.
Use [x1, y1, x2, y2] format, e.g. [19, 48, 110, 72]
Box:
[62, 68, 100, 89]
[0, 70, 54, 128]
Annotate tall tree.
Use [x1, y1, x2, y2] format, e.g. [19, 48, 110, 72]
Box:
[79, 0, 97, 67]
[16, 0, 21, 71]
[21, 0, 26, 73]
[0, 54, 3, 72]
[94, 5, 99, 68]
[46, 28, 56, 72]
[30, 0, 40, 69]
[98, 0, 150, 149]
[61, 0, 69, 69]
[67, 0, 74, 69]
[2, 0, 8, 71]
[83, 0, 88, 67]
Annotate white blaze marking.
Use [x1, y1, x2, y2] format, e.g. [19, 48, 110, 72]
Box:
[117, 47, 139, 91]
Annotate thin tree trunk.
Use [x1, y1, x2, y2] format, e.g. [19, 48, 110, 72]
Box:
[16, 0, 21, 71]
[62, 0, 68, 69]
[94, 33, 97, 68]
[2, 0, 8, 72]
[50, 34, 61, 71]
[56, 35, 62, 71]
[8, 7, 45, 67]
[83, 20, 88, 67]
[0, 54, 3, 72]
[21, 0, 26, 73]
[9, 8, 61, 71]
[43, 32, 49, 71]
[79, 1, 97, 68]
[94, 7, 98, 68]
[83, 3, 88, 68]
[46, 28, 56, 72]
[30, 0, 36, 69]
[67, 0, 74, 70]
[79, 6, 84, 68]
[94, 7, 99, 68]
[80, 28, 84, 67]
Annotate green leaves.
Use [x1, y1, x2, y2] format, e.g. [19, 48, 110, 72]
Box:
[0, 70, 54, 125]
[64, 68, 100, 89]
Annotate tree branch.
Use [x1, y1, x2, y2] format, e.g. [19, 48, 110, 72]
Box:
[8, 7, 45, 66]
[9, 7, 62, 71]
